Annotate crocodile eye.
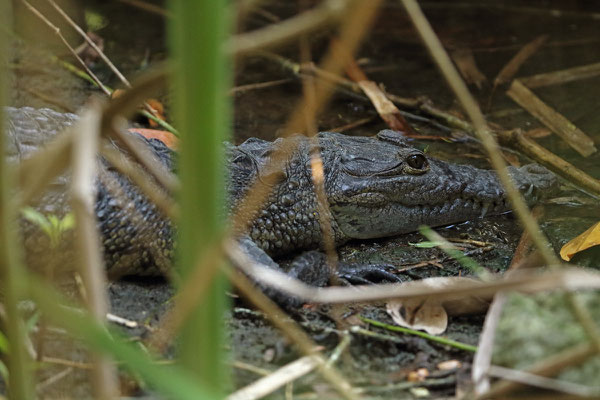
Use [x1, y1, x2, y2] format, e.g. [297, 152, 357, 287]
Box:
[406, 154, 428, 170]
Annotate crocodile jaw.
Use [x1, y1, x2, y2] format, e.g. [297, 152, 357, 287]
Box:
[331, 195, 510, 239]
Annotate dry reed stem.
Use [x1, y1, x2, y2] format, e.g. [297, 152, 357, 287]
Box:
[228, 239, 600, 304]
[472, 292, 508, 395]
[70, 102, 118, 398]
[228, 0, 382, 243]
[472, 211, 543, 396]
[283, 0, 383, 135]
[145, 241, 224, 352]
[17, 128, 73, 206]
[301, 66, 340, 283]
[399, 0, 559, 267]
[101, 67, 179, 194]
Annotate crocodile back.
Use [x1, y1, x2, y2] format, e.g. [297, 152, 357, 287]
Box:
[5, 107, 175, 279]
[5, 106, 78, 163]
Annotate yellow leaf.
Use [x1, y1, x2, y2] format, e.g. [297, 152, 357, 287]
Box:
[560, 222, 600, 261]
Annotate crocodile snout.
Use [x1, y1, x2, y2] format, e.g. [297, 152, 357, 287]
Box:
[508, 164, 558, 204]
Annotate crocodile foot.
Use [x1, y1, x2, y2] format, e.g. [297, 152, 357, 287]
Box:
[337, 263, 401, 285]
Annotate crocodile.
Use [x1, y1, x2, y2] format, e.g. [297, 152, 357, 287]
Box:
[6, 107, 557, 292]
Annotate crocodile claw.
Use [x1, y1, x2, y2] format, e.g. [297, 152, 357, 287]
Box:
[337, 263, 402, 285]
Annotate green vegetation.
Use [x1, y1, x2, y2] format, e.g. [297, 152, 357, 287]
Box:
[169, 0, 231, 394]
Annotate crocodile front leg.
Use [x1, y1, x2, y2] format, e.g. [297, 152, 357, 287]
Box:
[238, 236, 401, 307]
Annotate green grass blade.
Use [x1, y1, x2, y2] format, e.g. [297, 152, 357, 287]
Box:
[169, 0, 231, 393]
[0, 2, 34, 398]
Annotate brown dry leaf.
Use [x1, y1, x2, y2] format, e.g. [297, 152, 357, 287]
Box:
[386, 277, 491, 335]
[110, 90, 166, 128]
[343, 52, 413, 132]
[357, 80, 412, 132]
[388, 297, 448, 335]
[450, 48, 487, 89]
[560, 221, 600, 261]
[127, 128, 179, 150]
[145, 99, 166, 128]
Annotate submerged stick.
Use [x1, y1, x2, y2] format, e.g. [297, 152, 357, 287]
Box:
[520, 61, 600, 89]
[507, 79, 597, 157]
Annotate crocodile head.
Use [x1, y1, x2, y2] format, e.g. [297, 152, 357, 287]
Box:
[322, 130, 557, 240]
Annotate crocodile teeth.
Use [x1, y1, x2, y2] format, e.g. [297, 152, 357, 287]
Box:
[525, 184, 534, 197]
[480, 202, 490, 218]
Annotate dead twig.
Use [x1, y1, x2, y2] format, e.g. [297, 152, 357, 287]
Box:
[45, 0, 129, 86]
[494, 35, 548, 87]
[329, 116, 375, 132]
[229, 78, 293, 94]
[226, 0, 352, 57]
[106, 313, 138, 329]
[506, 79, 597, 157]
[19, 0, 111, 96]
[520, 61, 600, 89]
[36, 367, 73, 392]
[227, 355, 321, 400]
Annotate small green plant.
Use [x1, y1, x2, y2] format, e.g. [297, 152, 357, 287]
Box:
[21, 207, 74, 248]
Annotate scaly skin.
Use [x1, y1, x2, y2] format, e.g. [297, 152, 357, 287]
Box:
[6, 107, 557, 286]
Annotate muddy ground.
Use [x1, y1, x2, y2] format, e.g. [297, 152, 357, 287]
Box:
[8, 0, 600, 398]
